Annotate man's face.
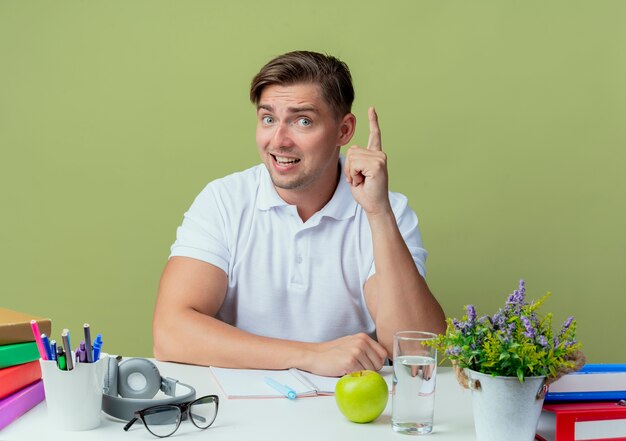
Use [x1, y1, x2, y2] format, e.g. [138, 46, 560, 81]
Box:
[255, 83, 353, 195]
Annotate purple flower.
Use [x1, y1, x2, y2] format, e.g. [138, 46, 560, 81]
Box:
[560, 316, 574, 335]
[492, 310, 506, 330]
[445, 346, 461, 356]
[506, 291, 525, 311]
[521, 316, 535, 339]
[505, 279, 527, 314]
[507, 322, 516, 338]
[538, 335, 549, 348]
[452, 319, 462, 330]
[467, 305, 477, 325]
[518, 279, 526, 295]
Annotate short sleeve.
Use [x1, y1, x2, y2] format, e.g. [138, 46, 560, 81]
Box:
[169, 184, 230, 274]
[367, 192, 427, 279]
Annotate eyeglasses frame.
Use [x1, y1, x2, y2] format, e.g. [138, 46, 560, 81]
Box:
[123, 394, 219, 438]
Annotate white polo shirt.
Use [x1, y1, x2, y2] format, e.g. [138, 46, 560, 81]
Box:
[170, 157, 427, 343]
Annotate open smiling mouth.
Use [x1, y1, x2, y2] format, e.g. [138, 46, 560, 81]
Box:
[271, 154, 301, 166]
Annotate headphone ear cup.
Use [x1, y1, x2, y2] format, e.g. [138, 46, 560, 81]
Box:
[117, 358, 161, 399]
[104, 356, 119, 396]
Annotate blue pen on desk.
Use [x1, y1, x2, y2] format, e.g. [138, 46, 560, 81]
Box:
[93, 333, 103, 361]
[265, 377, 297, 400]
[50, 340, 57, 361]
[41, 334, 53, 361]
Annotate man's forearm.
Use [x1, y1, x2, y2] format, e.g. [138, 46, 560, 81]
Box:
[153, 305, 308, 369]
[153, 305, 387, 376]
[366, 210, 446, 354]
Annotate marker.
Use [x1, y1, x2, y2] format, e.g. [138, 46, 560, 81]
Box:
[62, 330, 74, 371]
[93, 334, 103, 362]
[264, 377, 297, 400]
[30, 320, 47, 360]
[62, 328, 72, 352]
[74, 344, 82, 363]
[76, 342, 87, 363]
[84, 324, 93, 363]
[56, 346, 67, 371]
[41, 334, 53, 360]
[50, 340, 57, 361]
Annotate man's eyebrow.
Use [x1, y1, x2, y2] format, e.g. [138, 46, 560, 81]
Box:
[288, 105, 319, 114]
[256, 104, 319, 114]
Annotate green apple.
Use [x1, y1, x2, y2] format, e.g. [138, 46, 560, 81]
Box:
[335, 370, 388, 423]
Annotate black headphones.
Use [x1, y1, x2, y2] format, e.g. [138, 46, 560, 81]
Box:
[102, 357, 196, 421]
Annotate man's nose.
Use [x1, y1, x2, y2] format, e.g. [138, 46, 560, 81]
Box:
[271, 122, 295, 148]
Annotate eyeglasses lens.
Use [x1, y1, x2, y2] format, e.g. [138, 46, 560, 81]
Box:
[189, 396, 218, 429]
[143, 406, 181, 438]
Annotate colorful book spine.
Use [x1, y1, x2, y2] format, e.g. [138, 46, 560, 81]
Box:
[0, 308, 51, 346]
[0, 342, 40, 369]
[0, 380, 45, 430]
[546, 364, 626, 402]
[536, 401, 626, 441]
[0, 360, 42, 400]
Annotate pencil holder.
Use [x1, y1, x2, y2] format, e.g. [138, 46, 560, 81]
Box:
[39, 354, 108, 431]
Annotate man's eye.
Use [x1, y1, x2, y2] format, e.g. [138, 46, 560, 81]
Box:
[296, 118, 311, 127]
[262, 116, 274, 124]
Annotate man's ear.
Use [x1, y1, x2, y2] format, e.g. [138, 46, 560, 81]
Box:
[337, 113, 356, 146]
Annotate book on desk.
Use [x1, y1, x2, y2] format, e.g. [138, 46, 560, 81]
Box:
[0, 308, 50, 430]
[535, 364, 626, 441]
[545, 364, 626, 403]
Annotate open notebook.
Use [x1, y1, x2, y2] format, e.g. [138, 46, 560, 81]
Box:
[210, 366, 393, 399]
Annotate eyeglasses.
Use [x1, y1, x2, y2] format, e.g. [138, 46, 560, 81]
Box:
[123, 395, 219, 438]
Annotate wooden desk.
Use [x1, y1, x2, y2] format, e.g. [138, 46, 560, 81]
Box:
[0, 361, 477, 440]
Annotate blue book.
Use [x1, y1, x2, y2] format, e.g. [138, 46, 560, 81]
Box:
[545, 364, 626, 402]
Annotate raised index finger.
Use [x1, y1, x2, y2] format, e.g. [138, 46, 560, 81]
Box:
[367, 106, 382, 151]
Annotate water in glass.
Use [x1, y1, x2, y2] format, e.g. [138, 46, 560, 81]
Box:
[392, 354, 437, 435]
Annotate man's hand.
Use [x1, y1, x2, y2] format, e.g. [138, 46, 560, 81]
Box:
[302, 333, 387, 377]
[344, 107, 391, 216]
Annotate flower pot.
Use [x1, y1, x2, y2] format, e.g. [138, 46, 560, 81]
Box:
[467, 369, 547, 441]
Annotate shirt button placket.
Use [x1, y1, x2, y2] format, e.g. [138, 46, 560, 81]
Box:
[291, 230, 305, 286]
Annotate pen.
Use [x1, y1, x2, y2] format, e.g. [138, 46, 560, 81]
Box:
[84, 323, 93, 363]
[41, 334, 53, 361]
[93, 333, 103, 362]
[264, 377, 297, 400]
[30, 320, 47, 360]
[62, 330, 74, 371]
[50, 340, 57, 361]
[56, 346, 67, 371]
[76, 342, 87, 363]
[63, 328, 72, 353]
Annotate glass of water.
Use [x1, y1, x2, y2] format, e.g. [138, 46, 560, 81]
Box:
[392, 331, 438, 435]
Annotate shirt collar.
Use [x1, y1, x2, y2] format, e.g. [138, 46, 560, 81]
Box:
[256, 155, 357, 220]
[257, 165, 289, 210]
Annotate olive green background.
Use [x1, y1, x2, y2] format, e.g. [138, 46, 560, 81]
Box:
[1, 1, 625, 362]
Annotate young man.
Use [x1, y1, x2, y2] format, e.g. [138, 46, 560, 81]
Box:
[153, 51, 445, 377]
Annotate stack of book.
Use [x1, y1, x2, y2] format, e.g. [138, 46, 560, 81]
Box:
[536, 364, 626, 441]
[0, 308, 51, 430]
